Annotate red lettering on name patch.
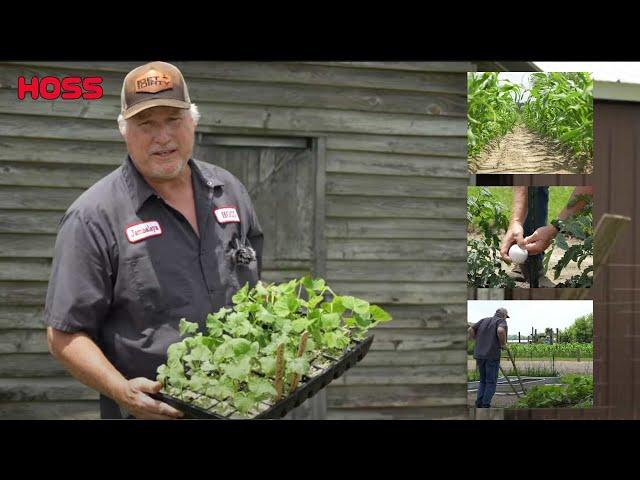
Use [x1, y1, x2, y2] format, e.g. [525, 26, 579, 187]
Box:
[213, 207, 240, 224]
[125, 221, 163, 243]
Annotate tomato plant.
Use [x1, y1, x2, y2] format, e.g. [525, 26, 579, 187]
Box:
[543, 194, 593, 288]
[467, 188, 515, 288]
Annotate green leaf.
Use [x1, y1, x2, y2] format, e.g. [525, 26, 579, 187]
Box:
[352, 299, 370, 315]
[167, 342, 188, 360]
[188, 373, 209, 393]
[255, 281, 269, 298]
[200, 360, 216, 372]
[206, 315, 224, 337]
[189, 344, 213, 363]
[210, 307, 232, 322]
[231, 338, 253, 356]
[156, 365, 168, 383]
[232, 283, 249, 304]
[248, 377, 277, 399]
[273, 299, 292, 317]
[287, 357, 309, 376]
[307, 295, 324, 309]
[369, 305, 391, 323]
[312, 278, 326, 292]
[287, 296, 300, 314]
[256, 306, 277, 325]
[291, 318, 311, 333]
[354, 314, 372, 328]
[222, 356, 252, 381]
[322, 331, 339, 349]
[233, 392, 256, 414]
[223, 311, 252, 336]
[206, 381, 233, 400]
[259, 356, 277, 376]
[320, 312, 340, 330]
[179, 318, 199, 336]
[341, 296, 356, 310]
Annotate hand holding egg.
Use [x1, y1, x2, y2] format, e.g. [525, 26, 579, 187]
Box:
[508, 243, 528, 264]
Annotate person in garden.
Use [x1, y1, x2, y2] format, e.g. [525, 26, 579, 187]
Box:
[44, 61, 263, 419]
[468, 308, 509, 408]
[499, 186, 594, 281]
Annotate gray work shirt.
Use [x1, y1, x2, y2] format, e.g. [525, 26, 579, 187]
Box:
[43, 155, 263, 418]
[472, 316, 507, 360]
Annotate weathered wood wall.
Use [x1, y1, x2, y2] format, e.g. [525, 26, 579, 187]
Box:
[0, 61, 471, 419]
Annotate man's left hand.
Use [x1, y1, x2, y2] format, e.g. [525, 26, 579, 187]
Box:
[523, 225, 558, 255]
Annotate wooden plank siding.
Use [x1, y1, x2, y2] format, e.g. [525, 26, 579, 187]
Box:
[0, 61, 472, 419]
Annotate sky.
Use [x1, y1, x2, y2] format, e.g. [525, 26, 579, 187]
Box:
[498, 72, 534, 101]
[534, 62, 640, 84]
[488, 64, 640, 102]
[468, 300, 593, 335]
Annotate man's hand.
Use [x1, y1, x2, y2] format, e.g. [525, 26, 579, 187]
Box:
[115, 377, 183, 420]
[500, 221, 525, 263]
[523, 225, 558, 256]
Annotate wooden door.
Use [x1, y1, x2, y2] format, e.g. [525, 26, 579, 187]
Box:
[195, 136, 317, 284]
[194, 135, 326, 419]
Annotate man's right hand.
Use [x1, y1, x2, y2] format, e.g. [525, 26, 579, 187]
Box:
[115, 377, 183, 420]
[500, 221, 525, 264]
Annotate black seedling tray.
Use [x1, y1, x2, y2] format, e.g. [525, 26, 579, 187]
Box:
[151, 335, 373, 419]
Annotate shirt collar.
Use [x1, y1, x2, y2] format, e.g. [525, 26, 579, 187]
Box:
[122, 155, 224, 213]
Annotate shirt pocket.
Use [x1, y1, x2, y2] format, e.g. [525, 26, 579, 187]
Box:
[126, 255, 193, 314]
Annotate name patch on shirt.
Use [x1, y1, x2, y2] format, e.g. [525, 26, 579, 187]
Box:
[214, 207, 240, 224]
[125, 221, 163, 243]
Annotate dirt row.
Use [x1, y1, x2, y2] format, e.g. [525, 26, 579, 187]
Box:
[472, 125, 589, 174]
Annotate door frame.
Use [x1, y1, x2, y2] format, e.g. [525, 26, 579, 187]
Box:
[194, 131, 328, 281]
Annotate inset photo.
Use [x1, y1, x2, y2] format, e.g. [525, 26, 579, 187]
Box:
[467, 72, 593, 174]
[467, 186, 593, 288]
[467, 300, 593, 409]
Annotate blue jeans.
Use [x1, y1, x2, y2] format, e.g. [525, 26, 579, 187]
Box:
[475, 358, 501, 408]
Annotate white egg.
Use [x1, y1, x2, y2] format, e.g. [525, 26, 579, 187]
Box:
[508, 244, 528, 264]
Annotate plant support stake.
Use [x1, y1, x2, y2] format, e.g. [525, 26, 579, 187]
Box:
[528, 187, 540, 288]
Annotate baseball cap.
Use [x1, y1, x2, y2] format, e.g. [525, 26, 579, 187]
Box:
[496, 308, 510, 318]
[120, 61, 191, 119]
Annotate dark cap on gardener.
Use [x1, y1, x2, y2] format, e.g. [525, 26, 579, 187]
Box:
[120, 61, 191, 119]
[495, 308, 510, 318]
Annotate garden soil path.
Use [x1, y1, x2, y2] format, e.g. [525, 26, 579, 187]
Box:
[474, 125, 582, 174]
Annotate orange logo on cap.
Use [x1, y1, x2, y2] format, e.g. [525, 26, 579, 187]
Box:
[135, 69, 173, 94]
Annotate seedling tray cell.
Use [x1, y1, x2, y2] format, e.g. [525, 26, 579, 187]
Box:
[151, 335, 373, 419]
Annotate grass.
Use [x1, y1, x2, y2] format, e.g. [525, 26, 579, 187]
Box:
[548, 187, 573, 222]
[468, 186, 576, 232]
[468, 366, 559, 381]
[468, 355, 591, 362]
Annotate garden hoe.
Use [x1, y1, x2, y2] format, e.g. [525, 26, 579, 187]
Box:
[498, 364, 521, 397]
[505, 346, 527, 394]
